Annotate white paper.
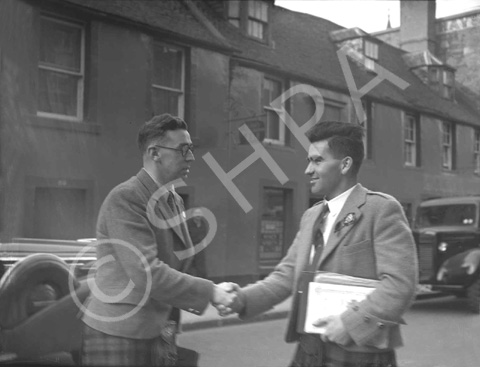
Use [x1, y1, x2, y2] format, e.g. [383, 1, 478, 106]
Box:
[303, 282, 375, 334]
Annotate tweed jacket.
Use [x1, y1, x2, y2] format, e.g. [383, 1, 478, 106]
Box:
[82, 169, 214, 339]
[240, 184, 418, 352]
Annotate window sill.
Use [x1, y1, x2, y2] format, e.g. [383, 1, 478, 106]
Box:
[262, 141, 296, 153]
[29, 115, 101, 134]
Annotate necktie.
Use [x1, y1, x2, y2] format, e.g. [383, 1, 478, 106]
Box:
[308, 202, 330, 271]
[167, 190, 176, 213]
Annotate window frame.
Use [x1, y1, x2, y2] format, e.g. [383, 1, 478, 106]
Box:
[363, 39, 378, 71]
[257, 182, 294, 274]
[37, 15, 85, 122]
[442, 121, 455, 170]
[474, 129, 480, 175]
[262, 76, 285, 145]
[247, 0, 269, 40]
[354, 99, 374, 160]
[227, 0, 269, 42]
[227, 0, 241, 27]
[442, 69, 455, 100]
[404, 113, 419, 167]
[151, 42, 185, 119]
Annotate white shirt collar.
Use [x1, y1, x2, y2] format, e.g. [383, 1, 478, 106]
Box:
[325, 184, 358, 217]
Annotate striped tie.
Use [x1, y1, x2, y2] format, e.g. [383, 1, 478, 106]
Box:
[167, 191, 176, 213]
[308, 202, 330, 271]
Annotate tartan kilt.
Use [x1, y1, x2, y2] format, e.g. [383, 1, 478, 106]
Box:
[80, 323, 177, 367]
[289, 335, 397, 367]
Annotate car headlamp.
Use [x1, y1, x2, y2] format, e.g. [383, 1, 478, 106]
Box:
[438, 242, 448, 252]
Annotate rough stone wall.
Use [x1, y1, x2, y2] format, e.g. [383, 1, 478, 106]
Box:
[436, 12, 480, 96]
[374, 11, 480, 96]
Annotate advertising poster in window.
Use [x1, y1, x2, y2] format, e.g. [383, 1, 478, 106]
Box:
[259, 219, 284, 261]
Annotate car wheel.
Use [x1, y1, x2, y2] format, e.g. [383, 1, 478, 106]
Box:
[466, 277, 480, 314]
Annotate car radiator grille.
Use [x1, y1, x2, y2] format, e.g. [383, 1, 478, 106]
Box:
[417, 233, 436, 282]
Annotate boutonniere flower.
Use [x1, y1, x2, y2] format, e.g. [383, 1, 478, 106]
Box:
[334, 213, 357, 233]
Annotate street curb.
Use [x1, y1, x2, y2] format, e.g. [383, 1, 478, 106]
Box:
[182, 309, 289, 332]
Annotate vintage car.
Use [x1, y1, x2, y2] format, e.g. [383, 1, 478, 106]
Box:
[413, 196, 480, 313]
[0, 238, 96, 364]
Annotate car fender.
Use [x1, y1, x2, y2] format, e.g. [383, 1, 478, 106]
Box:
[1, 279, 90, 359]
[437, 248, 480, 283]
[0, 253, 80, 330]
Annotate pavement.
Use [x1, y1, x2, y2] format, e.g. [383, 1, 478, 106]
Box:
[181, 297, 292, 331]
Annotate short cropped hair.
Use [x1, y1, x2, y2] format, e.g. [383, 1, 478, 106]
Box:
[306, 121, 365, 175]
[137, 114, 188, 153]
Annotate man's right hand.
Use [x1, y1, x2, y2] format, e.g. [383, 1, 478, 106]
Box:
[213, 282, 245, 316]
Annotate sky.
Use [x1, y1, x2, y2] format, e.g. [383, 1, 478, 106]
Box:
[275, 0, 480, 33]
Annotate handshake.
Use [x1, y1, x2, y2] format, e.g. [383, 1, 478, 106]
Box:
[211, 282, 245, 317]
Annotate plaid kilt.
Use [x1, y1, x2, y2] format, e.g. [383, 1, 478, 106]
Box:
[290, 335, 396, 367]
[80, 323, 177, 367]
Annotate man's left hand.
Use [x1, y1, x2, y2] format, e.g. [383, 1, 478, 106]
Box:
[313, 315, 352, 345]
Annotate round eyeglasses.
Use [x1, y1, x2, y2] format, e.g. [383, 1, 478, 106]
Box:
[154, 144, 194, 157]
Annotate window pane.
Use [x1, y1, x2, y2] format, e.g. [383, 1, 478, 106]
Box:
[40, 18, 81, 72]
[443, 70, 454, 86]
[153, 45, 182, 89]
[263, 79, 281, 105]
[443, 85, 453, 99]
[405, 143, 412, 164]
[405, 121, 414, 141]
[152, 88, 179, 116]
[38, 69, 78, 116]
[404, 115, 417, 165]
[364, 41, 378, 59]
[430, 67, 439, 82]
[248, 20, 264, 39]
[263, 78, 283, 142]
[443, 123, 451, 144]
[249, 1, 268, 21]
[418, 205, 476, 227]
[266, 110, 280, 140]
[321, 104, 342, 121]
[228, 0, 240, 17]
[260, 188, 286, 262]
[261, 2, 268, 20]
[443, 146, 450, 168]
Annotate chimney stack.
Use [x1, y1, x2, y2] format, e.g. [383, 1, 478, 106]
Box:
[400, 0, 437, 53]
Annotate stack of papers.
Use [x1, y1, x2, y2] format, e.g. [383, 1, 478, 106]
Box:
[298, 272, 379, 334]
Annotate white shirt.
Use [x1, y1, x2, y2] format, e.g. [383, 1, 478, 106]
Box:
[322, 184, 357, 244]
[309, 184, 358, 263]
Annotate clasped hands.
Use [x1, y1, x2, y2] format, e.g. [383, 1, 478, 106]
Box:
[211, 282, 243, 317]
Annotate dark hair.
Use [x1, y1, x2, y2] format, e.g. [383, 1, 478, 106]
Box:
[306, 121, 365, 175]
[137, 114, 188, 153]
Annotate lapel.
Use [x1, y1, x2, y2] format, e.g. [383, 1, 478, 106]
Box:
[318, 184, 367, 266]
[136, 169, 188, 247]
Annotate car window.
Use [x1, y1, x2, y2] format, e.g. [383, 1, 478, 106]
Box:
[416, 204, 477, 227]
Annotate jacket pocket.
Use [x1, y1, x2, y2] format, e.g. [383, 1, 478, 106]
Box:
[342, 238, 372, 255]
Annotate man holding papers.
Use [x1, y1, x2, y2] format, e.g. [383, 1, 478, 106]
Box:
[223, 121, 418, 367]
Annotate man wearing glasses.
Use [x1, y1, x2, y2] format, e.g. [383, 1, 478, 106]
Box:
[81, 114, 234, 366]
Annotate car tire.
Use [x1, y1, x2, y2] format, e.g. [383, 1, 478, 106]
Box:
[466, 277, 480, 314]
